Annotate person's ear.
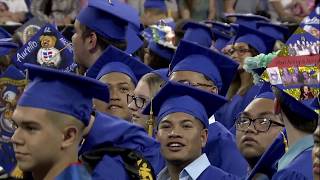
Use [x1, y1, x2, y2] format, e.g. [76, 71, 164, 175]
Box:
[87, 32, 98, 51]
[61, 126, 78, 149]
[200, 128, 208, 148]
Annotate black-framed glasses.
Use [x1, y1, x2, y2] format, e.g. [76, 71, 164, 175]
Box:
[235, 116, 284, 133]
[177, 80, 217, 90]
[222, 47, 251, 56]
[127, 94, 147, 109]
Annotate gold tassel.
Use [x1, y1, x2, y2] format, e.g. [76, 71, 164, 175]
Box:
[280, 131, 289, 153]
[10, 166, 23, 179]
[147, 98, 154, 137]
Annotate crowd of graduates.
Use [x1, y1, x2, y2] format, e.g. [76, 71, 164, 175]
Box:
[0, 0, 319, 180]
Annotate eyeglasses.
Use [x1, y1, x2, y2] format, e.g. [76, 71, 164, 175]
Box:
[222, 47, 251, 56]
[177, 80, 217, 90]
[127, 94, 147, 109]
[235, 116, 284, 133]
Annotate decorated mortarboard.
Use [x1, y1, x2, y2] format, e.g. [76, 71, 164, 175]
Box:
[257, 22, 289, 42]
[144, 0, 167, 12]
[0, 41, 19, 56]
[272, 84, 318, 122]
[233, 24, 276, 53]
[225, 13, 270, 29]
[170, 40, 239, 96]
[14, 17, 46, 45]
[0, 27, 12, 41]
[151, 68, 169, 81]
[77, 0, 140, 42]
[19, 63, 109, 126]
[142, 81, 228, 128]
[247, 129, 287, 180]
[254, 81, 275, 100]
[182, 21, 213, 48]
[12, 23, 76, 72]
[0, 65, 26, 176]
[125, 23, 144, 54]
[86, 45, 152, 84]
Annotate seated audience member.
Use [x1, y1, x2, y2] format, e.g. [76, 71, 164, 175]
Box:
[0, 0, 28, 25]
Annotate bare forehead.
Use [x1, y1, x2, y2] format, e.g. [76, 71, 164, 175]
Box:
[170, 71, 207, 81]
[244, 98, 275, 115]
[160, 112, 197, 123]
[99, 72, 134, 85]
[12, 106, 49, 124]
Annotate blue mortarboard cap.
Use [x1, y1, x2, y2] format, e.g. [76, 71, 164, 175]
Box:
[144, 0, 167, 12]
[272, 85, 318, 122]
[86, 46, 152, 84]
[151, 68, 169, 81]
[182, 22, 213, 48]
[0, 41, 18, 56]
[302, 97, 320, 112]
[77, 0, 140, 42]
[0, 27, 12, 40]
[225, 13, 270, 28]
[212, 30, 232, 51]
[125, 24, 144, 54]
[170, 40, 239, 96]
[257, 22, 289, 42]
[234, 24, 275, 53]
[148, 40, 175, 61]
[255, 82, 275, 100]
[18, 64, 109, 126]
[0, 65, 25, 80]
[142, 81, 228, 128]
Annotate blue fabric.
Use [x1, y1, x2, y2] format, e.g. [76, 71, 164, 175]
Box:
[0, 143, 16, 175]
[55, 163, 91, 180]
[79, 111, 164, 175]
[277, 135, 314, 171]
[182, 22, 213, 48]
[142, 81, 228, 128]
[170, 40, 239, 96]
[234, 24, 275, 54]
[0, 41, 18, 56]
[215, 84, 261, 130]
[77, 0, 140, 41]
[225, 14, 270, 29]
[148, 40, 174, 61]
[0, 27, 11, 40]
[151, 68, 169, 81]
[272, 149, 314, 180]
[257, 22, 288, 42]
[86, 46, 152, 84]
[125, 24, 143, 54]
[18, 64, 109, 126]
[255, 81, 275, 100]
[197, 165, 241, 180]
[144, 0, 167, 11]
[204, 122, 248, 177]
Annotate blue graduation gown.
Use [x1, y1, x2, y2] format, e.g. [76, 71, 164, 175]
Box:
[198, 165, 242, 180]
[215, 84, 261, 130]
[55, 163, 91, 180]
[271, 150, 314, 180]
[79, 112, 164, 176]
[0, 141, 16, 175]
[204, 122, 248, 177]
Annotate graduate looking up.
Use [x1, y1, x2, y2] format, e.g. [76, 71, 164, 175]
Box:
[10, 64, 109, 180]
[142, 81, 238, 180]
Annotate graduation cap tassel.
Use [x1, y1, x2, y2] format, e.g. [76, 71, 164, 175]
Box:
[25, 68, 29, 85]
[280, 131, 289, 153]
[147, 97, 154, 137]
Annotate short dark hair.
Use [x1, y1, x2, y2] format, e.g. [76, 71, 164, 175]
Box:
[80, 24, 127, 51]
[147, 49, 170, 69]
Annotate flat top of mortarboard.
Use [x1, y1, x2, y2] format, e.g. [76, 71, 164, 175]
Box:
[144, 0, 167, 11]
[0, 41, 19, 56]
[142, 81, 228, 128]
[182, 21, 213, 39]
[0, 27, 12, 40]
[255, 81, 275, 100]
[86, 45, 152, 83]
[151, 68, 169, 81]
[169, 40, 239, 96]
[272, 85, 318, 121]
[225, 13, 270, 22]
[18, 63, 110, 125]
